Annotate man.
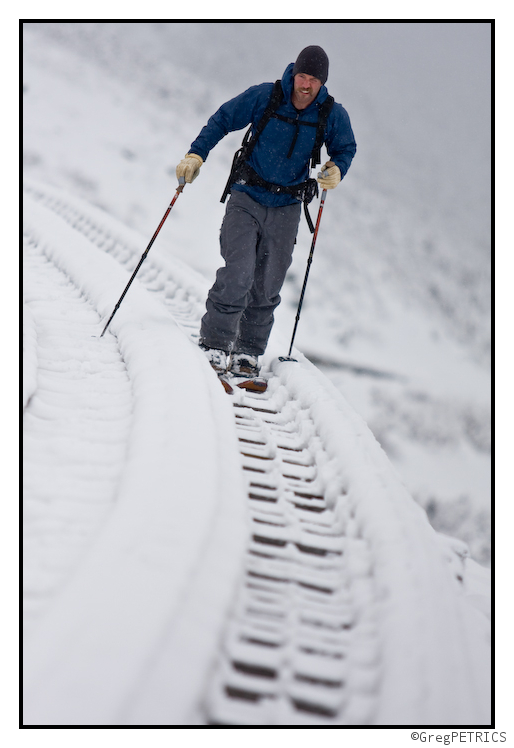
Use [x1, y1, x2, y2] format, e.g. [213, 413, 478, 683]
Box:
[176, 46, 356, 380]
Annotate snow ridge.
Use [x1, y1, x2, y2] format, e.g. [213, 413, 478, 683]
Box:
[23, 183, 247, 725]
[23, 234, 133, 634]
[23, 180, 490, 726]
[22, 298, 38, 409]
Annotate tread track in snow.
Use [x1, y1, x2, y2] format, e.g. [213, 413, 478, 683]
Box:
[23, 181, 490, 726]
[205, 392, 380, 725]
[23, 232, 133, 635]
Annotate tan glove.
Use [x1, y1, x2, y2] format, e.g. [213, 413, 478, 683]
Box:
[176, 153, 203, 183]
[317, 160, 341, 189]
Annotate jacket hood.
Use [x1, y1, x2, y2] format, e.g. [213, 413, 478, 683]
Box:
[281, 62, 329, 108]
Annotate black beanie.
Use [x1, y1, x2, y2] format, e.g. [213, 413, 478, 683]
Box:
[292, 45, 329, 84]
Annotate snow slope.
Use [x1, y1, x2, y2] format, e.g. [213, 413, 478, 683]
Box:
[22, 23, 491, 726]
[23, 180, 247, 724]
[23, 179, 490, 726]
[22, 22, 491, 564]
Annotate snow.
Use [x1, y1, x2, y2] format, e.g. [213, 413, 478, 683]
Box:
[23, 185, 248, 724]
[22, 22, 491, 728]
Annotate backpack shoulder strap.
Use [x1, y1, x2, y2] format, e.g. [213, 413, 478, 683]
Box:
[310, 94, 334, 168]
[249, 80, 283, 146]
[221, 81, 284, 203]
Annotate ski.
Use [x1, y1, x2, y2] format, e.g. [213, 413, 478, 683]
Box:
[218, 374, 234, 395]
[217, 374, 268, 394]
[234, 377, 268, 393]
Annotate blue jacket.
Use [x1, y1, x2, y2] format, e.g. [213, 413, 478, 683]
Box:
[189, 63, 357, 207]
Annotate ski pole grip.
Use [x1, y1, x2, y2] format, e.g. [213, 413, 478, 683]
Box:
[317, 160, 335, 179]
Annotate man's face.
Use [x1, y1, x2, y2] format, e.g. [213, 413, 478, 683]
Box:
[292, 73, 322, 109]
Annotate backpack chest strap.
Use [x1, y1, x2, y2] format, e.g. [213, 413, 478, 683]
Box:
[271, 112, 317, 159]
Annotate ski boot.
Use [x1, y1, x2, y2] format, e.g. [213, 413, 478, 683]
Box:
[229, 353, 267, 393]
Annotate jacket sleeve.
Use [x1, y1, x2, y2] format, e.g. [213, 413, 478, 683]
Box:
[325, 103, 357, 178]
[189, 83, 272, 162]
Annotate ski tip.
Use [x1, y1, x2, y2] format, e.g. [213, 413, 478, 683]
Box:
[219, 376, 234, 394]
[236, 379, 268, 393]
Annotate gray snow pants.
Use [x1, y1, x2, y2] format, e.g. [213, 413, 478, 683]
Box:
[200, 191, 302, 356]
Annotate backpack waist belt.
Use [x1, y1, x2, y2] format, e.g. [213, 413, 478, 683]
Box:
[233, 161, 319, 232]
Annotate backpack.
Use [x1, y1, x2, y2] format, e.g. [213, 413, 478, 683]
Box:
[221, 79, 334, 232]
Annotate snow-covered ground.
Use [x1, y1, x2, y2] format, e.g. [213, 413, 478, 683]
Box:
[22, 22, 491, 727]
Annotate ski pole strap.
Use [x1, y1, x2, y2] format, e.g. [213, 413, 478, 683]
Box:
[303, 202, 315, 234]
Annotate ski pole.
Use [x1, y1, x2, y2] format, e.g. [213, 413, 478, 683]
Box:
[99, 178, 185, 337]
[280, 185, 328, 362]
